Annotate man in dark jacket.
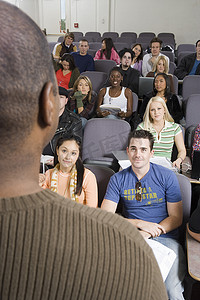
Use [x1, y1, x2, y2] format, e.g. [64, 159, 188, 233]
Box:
[174, 40, 200, 79]
[43, 86, 82, 156]
[118, 48, 140, 95]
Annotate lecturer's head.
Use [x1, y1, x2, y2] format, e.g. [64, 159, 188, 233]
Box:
[0, 1, 59, 153]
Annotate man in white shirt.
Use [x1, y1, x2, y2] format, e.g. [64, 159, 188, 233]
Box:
[142, 37, 169, 77]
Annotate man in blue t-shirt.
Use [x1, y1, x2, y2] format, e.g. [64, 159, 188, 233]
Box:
[175, 39, 200, 79]
[101, 130, 186, 300]
[71, 39, 95, 73]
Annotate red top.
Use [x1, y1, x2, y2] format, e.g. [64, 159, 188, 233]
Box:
[56, 69, 72, 89]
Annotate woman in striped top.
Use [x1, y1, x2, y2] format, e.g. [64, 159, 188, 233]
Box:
[137, 96, 186, 169]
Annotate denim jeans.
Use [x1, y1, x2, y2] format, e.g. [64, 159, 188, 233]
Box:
[153, 236, 186, 300]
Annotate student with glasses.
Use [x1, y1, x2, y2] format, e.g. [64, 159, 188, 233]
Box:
[101, 129, 186, 300]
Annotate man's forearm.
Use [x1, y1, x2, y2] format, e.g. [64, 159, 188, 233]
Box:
[159, 215, 182, 234]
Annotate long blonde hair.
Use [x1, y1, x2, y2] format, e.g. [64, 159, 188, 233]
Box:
[152, 55, 169, 74]
[143, 96, 174, 130]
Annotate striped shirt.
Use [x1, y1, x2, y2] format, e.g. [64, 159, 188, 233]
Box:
[138, 121, 182, 159]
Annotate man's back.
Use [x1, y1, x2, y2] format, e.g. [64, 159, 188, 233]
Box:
[0, 3, 167, 299]
[0, 189, 167, 300]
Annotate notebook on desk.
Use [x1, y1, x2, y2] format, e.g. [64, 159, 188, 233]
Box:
[191, 150, 200, 180]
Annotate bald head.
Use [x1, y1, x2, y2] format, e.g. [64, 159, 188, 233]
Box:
[0, 1, 58, 146]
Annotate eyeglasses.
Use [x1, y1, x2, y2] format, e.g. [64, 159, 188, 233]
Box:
[135, 181, 142, 202]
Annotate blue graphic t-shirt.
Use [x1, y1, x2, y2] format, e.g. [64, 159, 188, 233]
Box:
[105, 163, 182, 239]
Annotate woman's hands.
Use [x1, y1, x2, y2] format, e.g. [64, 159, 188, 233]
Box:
[74, 91, 86, 108]
[118, 111, 126, 118]
[39, 173, 46, 187]
[172, 157, 182, 169]
[96, 110, 110, 117]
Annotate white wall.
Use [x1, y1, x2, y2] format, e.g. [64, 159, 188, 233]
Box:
[4, 0, 200, 46]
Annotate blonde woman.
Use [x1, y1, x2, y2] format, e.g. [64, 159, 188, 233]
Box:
[146, 56, 174, 93]
[137, 96, 186, 168]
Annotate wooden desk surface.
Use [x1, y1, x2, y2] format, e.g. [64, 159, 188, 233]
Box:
[186, 231, 200, 281]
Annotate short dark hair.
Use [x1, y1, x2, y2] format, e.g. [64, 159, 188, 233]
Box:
[128, 130, 154, 151]
[150, 37, 162, 48]
[0, 2, 57, 146]
[109, 66, 124, 77]
[79, 39, 89, 44]
[60, 53, 76, 71]
[118, 48, 135, 60]
[196, 40, 200, 47]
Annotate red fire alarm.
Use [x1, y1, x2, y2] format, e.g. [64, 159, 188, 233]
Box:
[74, 23, 79, 28]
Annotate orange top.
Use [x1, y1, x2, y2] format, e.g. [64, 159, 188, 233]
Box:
[56, 69, 72, 89]
[43, 168, 98, 208]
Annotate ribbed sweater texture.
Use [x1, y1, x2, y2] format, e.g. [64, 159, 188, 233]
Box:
[0, 189, 167, 300]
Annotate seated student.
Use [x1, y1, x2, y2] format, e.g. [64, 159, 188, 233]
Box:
[94, 37, 120, 64]
[71, 39, 95, 73]
[68, 76, 96, 128]
[43, 86, 82, 157]
[137, 96, 186, 169]
[146, 56, 175, 93]
[188, 198, 200, 242]
[96, 67, 133, 119]
[56, 53, 80, 89]
[139, 73, 183, 123]
[142, 37, 169, 77]
[131, 43, 143, 75]
[118, 48, 140, 95]
[40, 136, 98, 207]
[101, 129, 186, 300]
[174, 40, 200, 80]
[54, 32, 77, 59]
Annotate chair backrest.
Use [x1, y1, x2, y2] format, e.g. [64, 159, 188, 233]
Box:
[84, 164, 115, 207]
[132, 92, 138, 112]
[94, 60, 117, 74]
[177, 51, 195, 66]
[102, 32, 119, 41]
[113, 42, 129, 52]
[182, 75, 200, 101]
[116, 37, 132, 47]
[160, 37, 175, 49]
[71, 31, 84, 41]
[177, 44, 196, 56]
[158, 32, 175, 40]
[57, 36, 64, 43]
[161, 51, 175, 62]
[82, 118, 131, 161]
[87, 49, 96, 58]
[85, 31, 101, 41]
[138, 32, 155, 40]
[138, 76, 154, 98]
[48, 42, 57, 53]
[134, 39, 150, 51]
[185, 94, 200, 129]
[89, 42, 102, 50]
[172, 74, 179, 95]
[176, 173, 191, 246]
[120, 32, 137, 43]
[169, 62, 176, 75]
[82, 36, 94, 43]
[80, 71, 108, 94]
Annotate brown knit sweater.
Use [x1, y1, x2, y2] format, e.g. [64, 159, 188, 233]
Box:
[0, 189, 167, 300]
